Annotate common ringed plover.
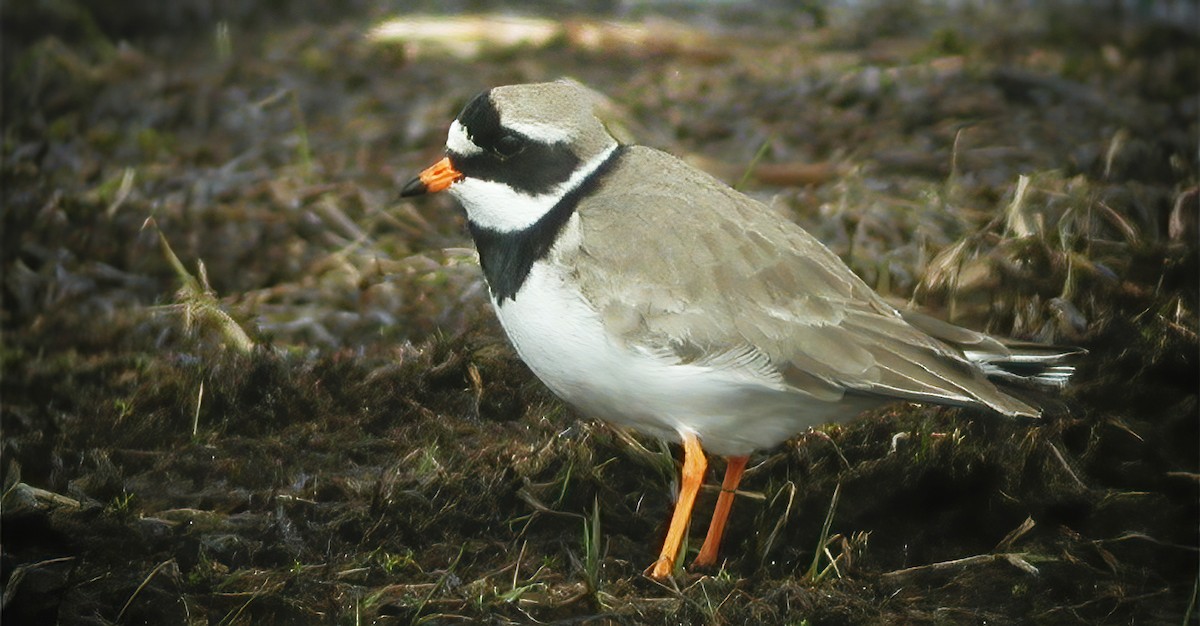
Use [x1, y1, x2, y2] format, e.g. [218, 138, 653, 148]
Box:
[401, 81, 1079, 579]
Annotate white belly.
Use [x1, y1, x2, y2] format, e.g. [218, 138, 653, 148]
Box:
[492, 260, 877, 456]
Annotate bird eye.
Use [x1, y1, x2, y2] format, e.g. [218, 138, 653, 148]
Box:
[494, 133, 524, 158]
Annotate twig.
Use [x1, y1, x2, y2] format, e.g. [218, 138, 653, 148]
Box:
[415, 544, 466, 623]
[116, 560, 175, 624]
[2, 557, 78, 611]
[759, 480, 795, 560]
[811, 430, 850, 470]
[1046, 442, 1088, 490]
[192, 381, 204, 437]
[881, 552, 1039, 579]
[218, 574, 273, 626]
[993, 516, 1036, 552]
[1183, 571, 1198, 626]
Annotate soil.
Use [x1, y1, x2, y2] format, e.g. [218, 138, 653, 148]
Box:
[3, 1, 1198, 624]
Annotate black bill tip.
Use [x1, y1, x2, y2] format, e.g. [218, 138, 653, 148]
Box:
[399, 176, 427, 198]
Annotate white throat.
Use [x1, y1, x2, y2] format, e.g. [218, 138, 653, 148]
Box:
[449, 143, 618, 233]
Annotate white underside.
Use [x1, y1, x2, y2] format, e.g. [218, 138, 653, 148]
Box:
[493, 256, 882, 457]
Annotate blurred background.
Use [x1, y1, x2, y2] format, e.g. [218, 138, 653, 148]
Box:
[3, 1, 1197, 624]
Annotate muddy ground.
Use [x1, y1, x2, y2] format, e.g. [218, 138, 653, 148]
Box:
[3, 1, 1198, 624]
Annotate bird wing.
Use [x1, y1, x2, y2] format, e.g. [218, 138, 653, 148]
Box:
[568, 146, 1038, 417]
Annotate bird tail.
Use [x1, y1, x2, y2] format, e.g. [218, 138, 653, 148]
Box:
[899, 308, 1085, 390]
[962, 340, 1083, 389]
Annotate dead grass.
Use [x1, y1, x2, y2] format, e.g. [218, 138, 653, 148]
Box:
[3, 1, 1196, 624]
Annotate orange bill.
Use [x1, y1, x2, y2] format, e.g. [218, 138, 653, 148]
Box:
[400, 156, 463, 197]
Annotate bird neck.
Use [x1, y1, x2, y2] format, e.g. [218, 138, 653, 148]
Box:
[469, 145, 626, 302]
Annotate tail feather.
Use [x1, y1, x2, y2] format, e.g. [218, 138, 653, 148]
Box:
[899, 308, 1085, 391]
[964, 343, 1084, 389]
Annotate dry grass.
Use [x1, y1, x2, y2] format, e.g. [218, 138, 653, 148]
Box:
[2, 1, 1196, 624]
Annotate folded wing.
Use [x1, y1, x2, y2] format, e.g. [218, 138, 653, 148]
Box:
[571, 146, 1067, 418]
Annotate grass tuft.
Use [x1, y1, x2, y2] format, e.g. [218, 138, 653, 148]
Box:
[806, 483, 842, 582]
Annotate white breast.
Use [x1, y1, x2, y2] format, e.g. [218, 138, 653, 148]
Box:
[492, 244, 879, 456]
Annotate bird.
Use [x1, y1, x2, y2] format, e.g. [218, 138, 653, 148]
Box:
[400, 80, 1079, 579]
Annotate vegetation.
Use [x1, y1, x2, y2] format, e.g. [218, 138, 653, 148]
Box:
[3, 1, 1196, 623]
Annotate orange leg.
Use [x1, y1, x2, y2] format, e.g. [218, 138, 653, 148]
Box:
[647, 432, 707, 579]
[693, 455, 749, 568]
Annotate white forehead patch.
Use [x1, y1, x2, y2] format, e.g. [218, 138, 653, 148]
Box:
[446, 120, 482, 156]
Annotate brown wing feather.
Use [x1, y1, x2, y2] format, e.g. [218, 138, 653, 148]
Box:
[568, 146, 1039, 417]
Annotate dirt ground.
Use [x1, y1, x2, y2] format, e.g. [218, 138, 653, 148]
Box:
[3, 1, 1198, 624]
